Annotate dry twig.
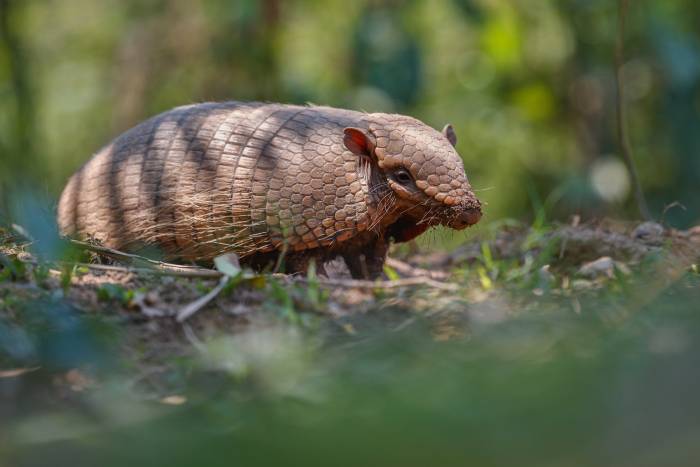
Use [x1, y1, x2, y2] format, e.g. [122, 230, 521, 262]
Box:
[69, 240, 220, 277]
[176, 276, 229, 322]
[285, 275, 460, 292]
[385, 257, 449, 280]
[69, 262, 222, 278]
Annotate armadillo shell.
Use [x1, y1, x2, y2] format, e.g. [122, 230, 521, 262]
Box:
[57, 102, 373, 261]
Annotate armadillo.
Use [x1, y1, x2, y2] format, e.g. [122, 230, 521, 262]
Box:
[57, 102, 482, 278]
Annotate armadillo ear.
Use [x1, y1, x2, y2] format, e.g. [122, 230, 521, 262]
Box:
[343, 128, 375, 157]
[442, 124, 457, 147]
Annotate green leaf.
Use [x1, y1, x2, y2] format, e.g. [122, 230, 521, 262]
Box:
[0, 254, 26, 282]
[60, 264, 74, 291]
[97, 283, 132, 304]
[383, 264, 400, 281]
[214, 253, 242, 278]
[481, 241, 495, 270]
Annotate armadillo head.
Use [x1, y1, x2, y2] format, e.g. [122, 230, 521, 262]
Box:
[343, 115, 482, 242]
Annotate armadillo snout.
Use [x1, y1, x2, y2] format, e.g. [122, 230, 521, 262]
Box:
[447, 199, 482, 230]
[458, 208, 482, 228]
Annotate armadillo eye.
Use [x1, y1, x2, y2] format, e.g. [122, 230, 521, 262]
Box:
[395, 169, 412, 185]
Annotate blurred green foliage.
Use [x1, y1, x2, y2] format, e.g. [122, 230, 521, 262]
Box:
[1, 0, 699, 227]
[2, 270, 700, 467]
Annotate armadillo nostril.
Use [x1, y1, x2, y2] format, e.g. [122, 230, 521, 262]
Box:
[449, 207, 482, 230]
[462, 208, 482, 226]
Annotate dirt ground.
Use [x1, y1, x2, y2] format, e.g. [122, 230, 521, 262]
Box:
[1, 218, 699, 396]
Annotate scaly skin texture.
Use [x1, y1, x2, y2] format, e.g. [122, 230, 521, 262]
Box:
[57, 102, 482, 278]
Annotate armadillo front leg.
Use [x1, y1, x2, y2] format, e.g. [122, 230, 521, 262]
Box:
[343, 237, 389, 280]
[284, 253, 328, 277]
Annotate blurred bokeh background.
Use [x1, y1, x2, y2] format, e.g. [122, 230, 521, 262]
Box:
[3, 3, 700, 467]
[1, 0, 699, 228]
